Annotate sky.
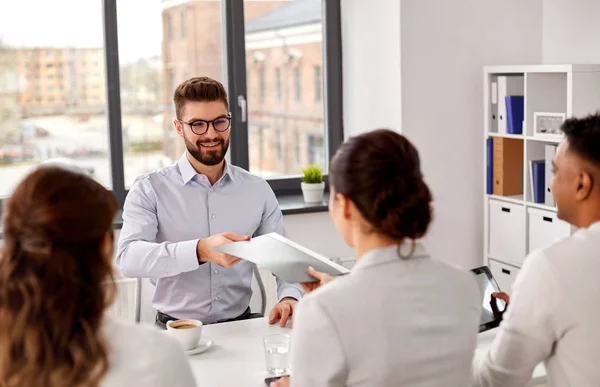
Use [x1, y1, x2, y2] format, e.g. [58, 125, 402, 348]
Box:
[0, 0, 164, 64]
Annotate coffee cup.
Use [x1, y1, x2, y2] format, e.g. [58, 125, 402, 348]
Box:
[166, 319, 203, 350]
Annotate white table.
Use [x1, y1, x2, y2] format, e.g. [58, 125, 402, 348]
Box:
[189, 318, 547, 387]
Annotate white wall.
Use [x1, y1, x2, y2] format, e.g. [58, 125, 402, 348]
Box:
[542, 0, 600, 63]
[340, 0, 402, 137]
[400, 0, 544, 269]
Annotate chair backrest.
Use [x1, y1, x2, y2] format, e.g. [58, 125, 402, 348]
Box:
[107, 276, 140, 323]
[250, 264, 267, 315]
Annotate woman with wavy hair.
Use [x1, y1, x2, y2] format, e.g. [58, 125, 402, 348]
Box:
[0, 166, 195, 387]
[272, 130, 482, 387]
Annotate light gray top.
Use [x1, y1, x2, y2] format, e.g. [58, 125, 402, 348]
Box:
[291, 243, 482, 387]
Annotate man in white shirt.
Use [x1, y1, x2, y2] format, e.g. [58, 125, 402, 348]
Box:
[117, 77, 303, 327]
[472, 112, 600, 387]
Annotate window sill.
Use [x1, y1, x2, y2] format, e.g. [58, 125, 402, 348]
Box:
[278, 192, 329, 215]
[108, 192, 328, 231]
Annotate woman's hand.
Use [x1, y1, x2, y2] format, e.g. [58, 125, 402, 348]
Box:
[300, 267, 333, 294]
[270, 376, 290, 387]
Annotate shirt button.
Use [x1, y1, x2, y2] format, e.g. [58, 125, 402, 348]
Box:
[210, 188, 214, 192]
[164, 272, 168, 275]
[213, 297, 219, 301]
[211, 214, 216, 219]
[214, 269, 219, 274]
[188, 266, 193, 270]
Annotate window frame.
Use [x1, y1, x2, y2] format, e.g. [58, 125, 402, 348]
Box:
[0, 0, 343, 216]
[225, 0, 343, 196]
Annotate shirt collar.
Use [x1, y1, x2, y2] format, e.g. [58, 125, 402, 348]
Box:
[177, 152, 235, 185]
[351, 241, 429, 273]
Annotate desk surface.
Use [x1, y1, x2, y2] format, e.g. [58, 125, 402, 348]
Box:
[189, 318, 547, 387]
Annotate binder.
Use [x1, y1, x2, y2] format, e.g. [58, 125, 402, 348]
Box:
[493, 137, 523, 196]
[486, 138, 493, 194]
[530, 160, 545, 203]
[505, 96, 524, 134]
[497, 76, 524, 134]
[545, 144, 557, 206]
[490, 79, 498, 131]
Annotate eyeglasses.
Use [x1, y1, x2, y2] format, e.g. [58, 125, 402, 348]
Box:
[177, 114, 232, 135]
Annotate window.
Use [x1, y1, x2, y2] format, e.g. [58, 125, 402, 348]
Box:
[314, 65, 322, 102]
[117, 0, 225, 188]
[293, 67, 301, 103]
[165, 13, 174, 42]
[0, 0, 343, 209]
[274, 130, 281, 162]
[275, 68, 281, 103]
[308, 134, 324, 166]
[181, 11, 186, 39]
[258, 67, 265, 103]
[0, 0, 110, 199]
[295, 132, 300, 165]
[241, 0, 342, 189]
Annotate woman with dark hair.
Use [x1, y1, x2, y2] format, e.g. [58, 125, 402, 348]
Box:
[0, 166, 195, 387]
[272, 130, 481, 387]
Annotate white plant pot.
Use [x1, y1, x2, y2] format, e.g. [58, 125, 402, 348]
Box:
[301, 182, 325, 203]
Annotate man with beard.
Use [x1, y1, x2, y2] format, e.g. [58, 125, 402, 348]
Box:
[117, 77, 302, 327]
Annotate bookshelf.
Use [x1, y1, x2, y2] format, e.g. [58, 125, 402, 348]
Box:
[483, 64, 600, 292]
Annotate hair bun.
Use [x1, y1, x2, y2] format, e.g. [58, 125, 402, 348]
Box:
[329, 129, 433, 243]
[377, 177, 432, 241]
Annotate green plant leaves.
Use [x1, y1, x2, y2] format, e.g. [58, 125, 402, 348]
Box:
[301, 165, 323, 184]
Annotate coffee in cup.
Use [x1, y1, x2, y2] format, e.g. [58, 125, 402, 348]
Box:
[166, 319, 203, 350]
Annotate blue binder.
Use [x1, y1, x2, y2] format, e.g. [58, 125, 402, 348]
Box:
[532, 160, 545, 203]
[486, 137, 493, 194]
[505, 96, 524, 134]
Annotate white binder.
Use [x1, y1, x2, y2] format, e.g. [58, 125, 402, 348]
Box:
[545, 144, 558, 207]
[497, 76, 524, 134]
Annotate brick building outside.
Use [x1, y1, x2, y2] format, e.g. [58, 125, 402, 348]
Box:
[161, 0, 326, 177]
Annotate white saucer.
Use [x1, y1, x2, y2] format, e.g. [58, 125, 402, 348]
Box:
[185, 338, 214, 355]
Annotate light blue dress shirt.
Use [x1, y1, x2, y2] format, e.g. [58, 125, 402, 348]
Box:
[116, 153, 303, 323]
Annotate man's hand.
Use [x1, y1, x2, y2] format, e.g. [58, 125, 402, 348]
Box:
[490, 291, 510, 320]
[196, 232, 250, 268]
[300, 266, 333, 294]
[270, 376, 290, 387]
[269, 297, 297, 327]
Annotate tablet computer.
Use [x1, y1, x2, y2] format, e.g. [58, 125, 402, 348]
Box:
[471, 266, 507, 332]
[212, 232, 350, 283]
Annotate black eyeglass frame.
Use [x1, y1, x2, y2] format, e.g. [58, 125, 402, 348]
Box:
[177, 113, 232, 135]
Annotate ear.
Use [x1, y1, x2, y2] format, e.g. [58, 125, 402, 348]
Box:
[174, 120, 184, 138]
[575, 171, 593, 201]
[335, 193, 352, 220]
[102, 231, 114, 261]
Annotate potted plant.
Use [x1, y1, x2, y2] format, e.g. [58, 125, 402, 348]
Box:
[301, 165, 325, 203]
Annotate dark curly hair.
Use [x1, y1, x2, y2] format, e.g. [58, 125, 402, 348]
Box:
[329, 129, 433, 254]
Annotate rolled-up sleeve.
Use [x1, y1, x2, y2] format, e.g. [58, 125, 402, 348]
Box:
[254, 184, 304, 301]
[116, 177, 200, 278]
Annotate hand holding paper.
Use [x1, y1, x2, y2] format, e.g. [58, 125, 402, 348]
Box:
[212, 232, 350, 283]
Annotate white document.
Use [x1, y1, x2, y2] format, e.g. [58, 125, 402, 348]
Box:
[212, 232, 350, 283]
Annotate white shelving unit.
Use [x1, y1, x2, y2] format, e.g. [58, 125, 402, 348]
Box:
[483, 64, 600, 291]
